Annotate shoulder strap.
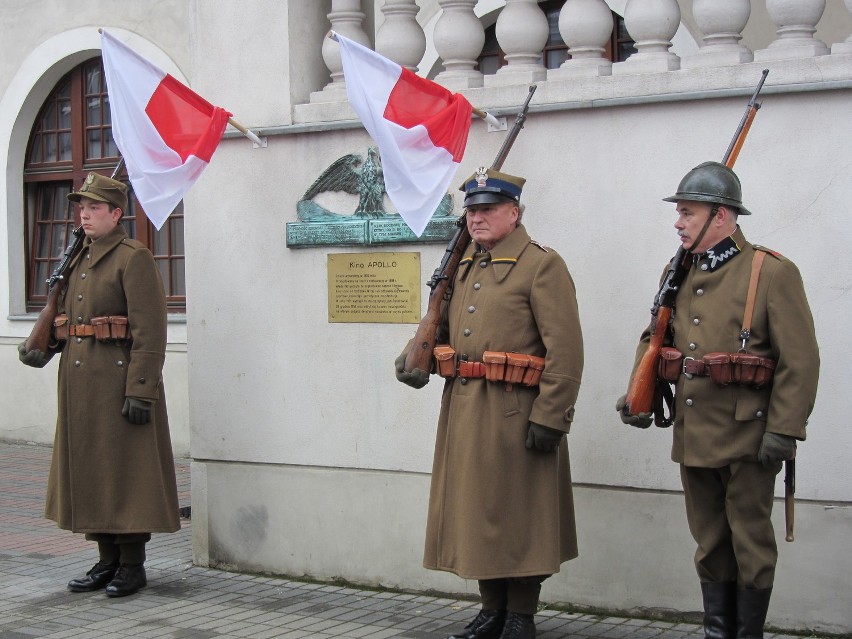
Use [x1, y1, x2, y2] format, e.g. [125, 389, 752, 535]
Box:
[740, 249, 766, 350]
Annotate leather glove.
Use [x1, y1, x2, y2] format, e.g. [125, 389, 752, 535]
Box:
[122, 397, 154, 425]
[616, 394, 652, 429]
[758, 432, 796, 469]
[394, 352, 429, 389]
[18, 342, 48, 368]
[525, 422, 564, 453]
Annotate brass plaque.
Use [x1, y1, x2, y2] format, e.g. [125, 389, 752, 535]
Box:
[328, 252, 421, 324]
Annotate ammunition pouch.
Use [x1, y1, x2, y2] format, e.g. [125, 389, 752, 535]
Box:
[54, 314, 132, 343]
[434, 346, 545, 387]
[657, 349, 775, 389]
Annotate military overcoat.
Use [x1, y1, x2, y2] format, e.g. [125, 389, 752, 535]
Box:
[423, 224, 584, 579]
[44, 224, 180, 534]
[633, 226, 819, 467]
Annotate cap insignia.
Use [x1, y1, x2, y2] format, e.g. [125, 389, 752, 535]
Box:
[475, 167, 488, 187]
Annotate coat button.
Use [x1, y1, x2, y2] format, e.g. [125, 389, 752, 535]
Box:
[74, 360, 81, 367]
[479, 261, 487, 268]
[468, 306, 475, 313]
[685, 398, 694, 406]
[80, 273, 86, 279]
[696, 289, 704, 296]
[473, 283, 481, 290]
[460, 378, 468, 385]
[77, 316, 83, 323]
[700, 263, 708, 271]
[689, 343, 697, 351]
[76, 338, 82, 344]
[138, 377, 146, 384]
[693, 318, 700, 325]
[463, 329, 471, 336]
[117, 361, 124, 367]
[77, 294, 83, 300]
[756, 410, 764, 418]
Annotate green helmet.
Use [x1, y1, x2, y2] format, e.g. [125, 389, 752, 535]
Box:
[663, 161, 751, 215]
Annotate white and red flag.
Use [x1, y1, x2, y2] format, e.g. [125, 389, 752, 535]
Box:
[335, 32, 473, 237]
[100, 30, 232, 230]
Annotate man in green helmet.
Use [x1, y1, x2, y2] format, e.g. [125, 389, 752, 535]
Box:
[617, 162, 819, 639]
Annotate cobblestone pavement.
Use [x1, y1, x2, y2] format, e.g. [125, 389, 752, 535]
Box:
[0, 442, 824, 639]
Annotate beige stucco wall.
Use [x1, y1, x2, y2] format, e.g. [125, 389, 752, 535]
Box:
[2, 1, 851, 633]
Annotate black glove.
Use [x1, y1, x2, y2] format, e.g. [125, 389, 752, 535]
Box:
[616, 394, 652, 429]
[758, 432, 795, 469]
[122, 397, 153, 425]
[394, 352, 430, 389]
[18, 342, 48, 368]
[525, 422, 564, 453]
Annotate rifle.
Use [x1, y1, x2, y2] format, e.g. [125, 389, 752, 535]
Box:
[404, 85, 537, 374]
[785, 457, 795, 542]
[24, 159, 126, 355]
[622, 69, 769, 423]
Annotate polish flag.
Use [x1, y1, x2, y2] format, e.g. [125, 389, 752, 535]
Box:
[336, 33, 473, 237]
[100, 30, 232, 230]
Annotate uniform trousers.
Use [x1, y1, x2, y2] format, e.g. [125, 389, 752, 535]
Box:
[680, 461, 780, 589]
[479, 575, 549, 615]
[85, 532, 151, 565]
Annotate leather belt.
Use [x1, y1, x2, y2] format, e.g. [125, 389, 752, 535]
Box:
[458, 361, 486, 378]
[68, 324, 96, 337]
[682, 357, 709, 376]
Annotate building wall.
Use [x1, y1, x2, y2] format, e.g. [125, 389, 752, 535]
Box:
[2, 1, 851, 633]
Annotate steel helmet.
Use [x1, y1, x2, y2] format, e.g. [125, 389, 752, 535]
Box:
[663, 161, 751, 215]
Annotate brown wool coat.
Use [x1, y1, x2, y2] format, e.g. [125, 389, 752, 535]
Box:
[422, 224, 584, 579]
[632, 226, 820, 467]
[44, 224, 180, 534]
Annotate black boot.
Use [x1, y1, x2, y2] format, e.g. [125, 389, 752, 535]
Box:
[499, 612, 535, 639]
[67, 561, 119, 592]
[701, 581, 737, 639]
[736, 588, 772, 639]
[447, 609, 506, 639]
[104, 564, 147, 597]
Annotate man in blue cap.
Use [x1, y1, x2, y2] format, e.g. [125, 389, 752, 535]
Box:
[397, 167, 584, 639]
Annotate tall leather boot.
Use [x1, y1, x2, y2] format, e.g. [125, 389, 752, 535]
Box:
[736, 588, 772, 639]
[701, 581, 737, 639]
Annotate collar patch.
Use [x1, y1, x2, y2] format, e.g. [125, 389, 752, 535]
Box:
[700, 235, 741, 271]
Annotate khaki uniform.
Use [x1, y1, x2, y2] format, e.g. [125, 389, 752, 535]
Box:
[423, 224, 583, 579]
[633, 226, 819, 587]
[45, 224, 180, 534]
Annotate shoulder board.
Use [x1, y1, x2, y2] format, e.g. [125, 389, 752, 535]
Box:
[752, 244, 783, 259]
[120, 238, 147, 250]
[529, 240, 550, 252]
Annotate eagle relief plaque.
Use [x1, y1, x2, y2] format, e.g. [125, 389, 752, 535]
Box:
[286, 147, 460, 248]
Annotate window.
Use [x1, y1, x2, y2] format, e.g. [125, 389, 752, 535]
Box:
[23, 59, 186, 312]
[477, 0, 636, 73]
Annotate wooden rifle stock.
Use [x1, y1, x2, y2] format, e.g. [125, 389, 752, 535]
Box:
[25, 226, 85, 354]
[404, 86, 537, 374]
[623, 70, 769, 418]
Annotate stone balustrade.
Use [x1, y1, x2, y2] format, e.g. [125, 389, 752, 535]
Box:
[295, 0, 852, 122]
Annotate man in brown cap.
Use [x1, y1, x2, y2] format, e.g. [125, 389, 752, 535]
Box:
[18, 171, 180, 597]
[396, 168, 584, 639]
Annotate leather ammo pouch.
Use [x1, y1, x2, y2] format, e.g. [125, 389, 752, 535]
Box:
[53, 314, 69, 341]
[108, 316, 130, 340]
[433, 345, 456, 378]
[657, 347, 683, 383]
[483, 351, 507, 381]
[90, 316, 131, 341]
[730, 352, 775, 388]
[704, 352, 733, 386]
[505, 353, 531, 385]
[522, 355, 545, 387]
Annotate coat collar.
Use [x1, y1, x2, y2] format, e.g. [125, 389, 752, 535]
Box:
[83, 224, 129, 268]
[694, 225, 747, 272]
[459, 225, 531, 283]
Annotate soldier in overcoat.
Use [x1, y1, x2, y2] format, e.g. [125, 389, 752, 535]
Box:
[396, 168, 584, 639]
[18, 172, 180, 597]
[618, 162, 819, 639]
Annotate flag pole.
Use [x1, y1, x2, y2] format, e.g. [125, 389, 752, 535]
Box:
[326, 30, 501, 130]
[227, 118, 265, 147]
